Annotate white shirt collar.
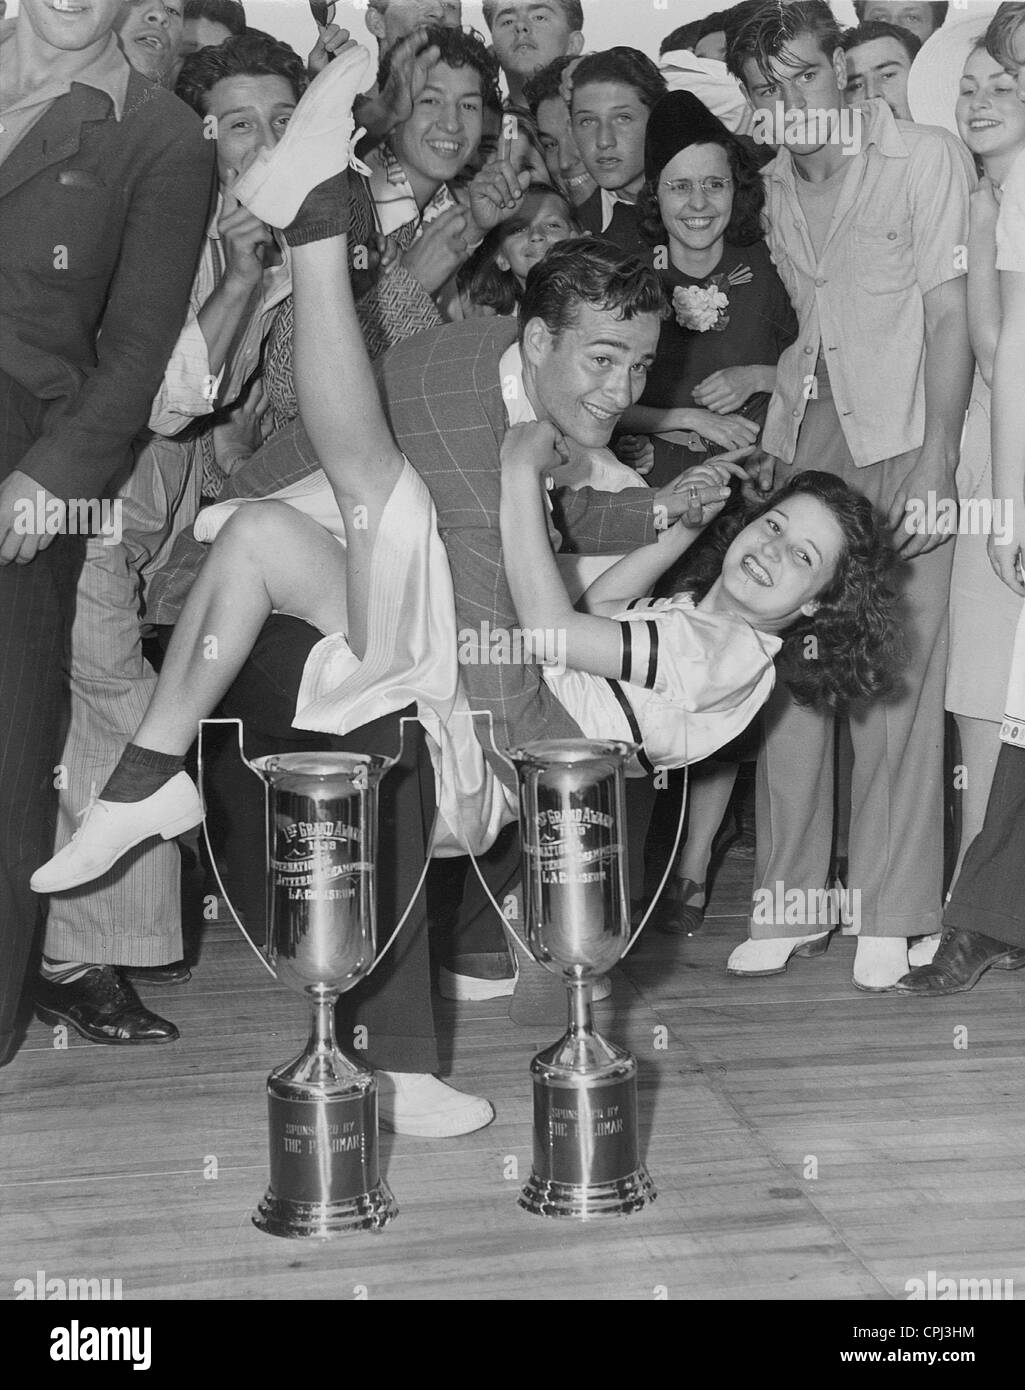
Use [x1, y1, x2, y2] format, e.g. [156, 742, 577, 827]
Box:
[600, 187, 637, 233]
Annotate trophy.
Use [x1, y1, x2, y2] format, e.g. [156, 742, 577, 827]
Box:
[509, 739, 656, 1219]
[244, 749, 399, 1238]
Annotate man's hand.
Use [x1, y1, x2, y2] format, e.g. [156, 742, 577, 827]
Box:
[0, 470, 62, 566]
[660, 407, 758, 452]
[400, 206, 472, 293]
[692, 365, 766, 414]
[886, 443, 958, 557]
[654, 450, 751, 528]
[500, 420, 571, 481]
[466, 132, 531, 239]
[218, 191, 274, 292]
[987, 508, 1025, 597]
[742, 447, 780, 501]
[307, 5, 352, 77]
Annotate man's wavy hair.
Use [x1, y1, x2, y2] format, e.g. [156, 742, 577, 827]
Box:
[378, 24, 501, 112]
[569, 47, 668, 112]
[175, 31, 307, 114]
[726, 0, 843, 86]
[670, 471, 904, 711]
[523, 54, 577, 116]
[517, 236, 668, 344]
[638, 127, 765, 251]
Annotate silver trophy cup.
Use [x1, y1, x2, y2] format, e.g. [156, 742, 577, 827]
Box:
[510, 739, 656, 1219]
[248, 751, 399, 1237]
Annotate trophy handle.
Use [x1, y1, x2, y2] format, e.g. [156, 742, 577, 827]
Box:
[196, 718, 279, 980]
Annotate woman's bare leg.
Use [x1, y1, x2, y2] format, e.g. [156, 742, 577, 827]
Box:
[134, 502, 351, 754]
[290, 232, 406, 660]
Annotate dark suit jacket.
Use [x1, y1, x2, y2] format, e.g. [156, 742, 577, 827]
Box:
[0, 68, 215, 499]
[576, 189, 652, 264]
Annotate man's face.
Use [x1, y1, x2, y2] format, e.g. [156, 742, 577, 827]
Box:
[572, 80, 650, 195]
[525, 302, 660, 448]
[741, 33, 847, 156]
[115, 0, 184, 85]
[205, 73, 297, 185]
[391, 60, 484, 186]
[369, 0, 462, 52]
[179, 15, 233, 61]
[845, 36, 913, 119]
[20, 0, 126, 51]
[861, 3, 940, 43]
[536, 93, 597, 206]
[488, 3, 583, 85]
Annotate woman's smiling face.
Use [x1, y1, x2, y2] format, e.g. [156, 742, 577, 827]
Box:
[719, 493, 845, 631]
[956, 48, 1025, 166]
[657, 143, 733, 258]
[391, 60, 484, 186]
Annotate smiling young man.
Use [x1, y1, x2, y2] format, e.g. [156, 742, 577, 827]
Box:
[115, 0, 185, 88]
[723, 0, 975, 991]
[0, 0, 213, 1064]
[842, 17, 921, 120]
[523, 55, 596, 207]
[482, 0, 583, 106]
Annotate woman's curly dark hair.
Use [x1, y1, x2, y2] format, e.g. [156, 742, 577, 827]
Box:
[638, 131, 765, 251]
[669, 470, 905, 710]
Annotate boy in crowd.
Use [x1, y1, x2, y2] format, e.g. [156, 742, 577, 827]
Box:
[853, 1, 948, 43]
[842, 17, 922, 120]
[482, 0, 583, 105]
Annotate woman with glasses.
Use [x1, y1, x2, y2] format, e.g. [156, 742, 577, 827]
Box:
[621, 90, 798, 938]
[625, 90, 797, 492]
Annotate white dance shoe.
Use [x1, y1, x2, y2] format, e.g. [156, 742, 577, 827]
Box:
[727, 932, 831, 977]
[232, 42, 373, 227]
[376, 1072, 495, 1138]
[30, 774, 204, 893]
[852, 936, 909, 993]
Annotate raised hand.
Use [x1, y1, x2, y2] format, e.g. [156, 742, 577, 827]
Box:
[655, 450, 751, 527]
[400, 206, 472, 293]
[218, 190, 274, 291]
[307, 4, 353, 77]
[466, 128, 532, 239]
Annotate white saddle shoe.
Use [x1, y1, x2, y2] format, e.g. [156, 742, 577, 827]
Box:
[31, 773, 204, 894]
[232, 42, 373, 227]
[376, 1072, 495, 1138]
[852, 936, 909, 993]
[727, 932, 831, 977]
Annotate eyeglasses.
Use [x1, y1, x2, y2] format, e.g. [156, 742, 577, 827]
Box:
[660, 176, 732, 198]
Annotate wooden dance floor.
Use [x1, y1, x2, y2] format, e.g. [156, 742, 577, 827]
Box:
[2, 849, 1023, 1302]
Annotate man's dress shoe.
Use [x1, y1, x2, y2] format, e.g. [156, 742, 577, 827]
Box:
[35, 967, 179, 1044]
[894, 927, 1025, 997]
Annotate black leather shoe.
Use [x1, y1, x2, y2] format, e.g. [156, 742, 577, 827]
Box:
[35, 967, 179, 1044]
[894, 927, 1025, 997]
[655, 878, 706, 936]
[123, 960, 191, 986]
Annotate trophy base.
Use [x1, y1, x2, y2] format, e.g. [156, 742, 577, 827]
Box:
[253, 1179, 398, 1238]
[518, 1167, 655, 1219]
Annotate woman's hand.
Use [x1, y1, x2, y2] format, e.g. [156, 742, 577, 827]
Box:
[663, 408, 759, 450]
[988, 510, 1025, 597]
[668, 459, 742, 530]
[971, 175, 1002, 225]
[500, 420, 571, 482]
[692, 365, 768, 414]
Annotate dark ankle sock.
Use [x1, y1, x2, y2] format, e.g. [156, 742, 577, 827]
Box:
[101, 743, 184, 803]
[284, 169, 351, 246]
